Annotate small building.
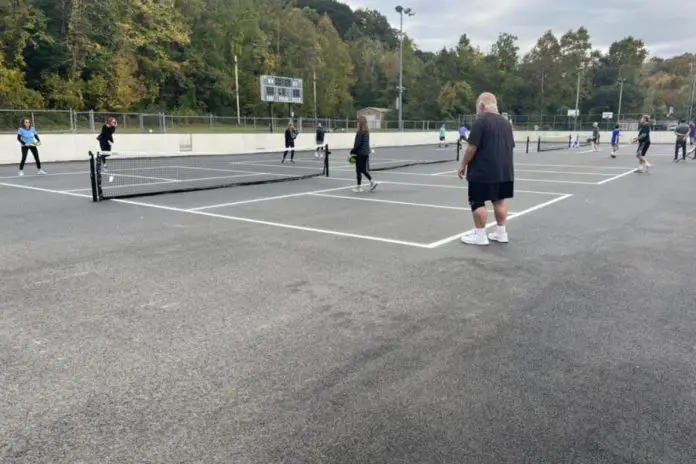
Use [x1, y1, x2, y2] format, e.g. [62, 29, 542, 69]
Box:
[356, 107, 391, 130]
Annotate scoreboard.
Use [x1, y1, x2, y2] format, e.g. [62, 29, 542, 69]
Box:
[260, 75, 303, 104]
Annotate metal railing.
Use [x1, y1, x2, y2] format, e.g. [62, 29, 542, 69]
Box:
[0, 108, 683, 134]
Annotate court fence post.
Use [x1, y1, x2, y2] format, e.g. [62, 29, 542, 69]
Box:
[536, 137, 541, 152]
[568, 134, 572, 148]
[324, 144, 330, 177]
[525, 136, 530, 154]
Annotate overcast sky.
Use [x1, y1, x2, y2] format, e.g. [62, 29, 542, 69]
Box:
[342, 0, 696, 59]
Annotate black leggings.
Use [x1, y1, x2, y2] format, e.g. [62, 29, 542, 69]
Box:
[675, 139, 686, 158]
[282, 144, 295, 160]
[20, 145, 41, 170]
[356, 155, 372, 185]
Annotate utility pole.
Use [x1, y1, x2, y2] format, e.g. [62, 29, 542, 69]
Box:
[234, 55, 240, 125]
[573, 67, 582, 132]
[395, 5, 414, 132]
[689, 62, 696, 122]
[313, 71, 317, 122]
[617, 78, 625, 125]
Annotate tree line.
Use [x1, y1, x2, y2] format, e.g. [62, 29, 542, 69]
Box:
[1, 0, 694, 123]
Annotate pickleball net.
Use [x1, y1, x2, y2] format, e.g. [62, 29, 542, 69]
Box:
[89, 148, 329, 201]
[537, 134, 572, 152]
[363, 146, 458, 172]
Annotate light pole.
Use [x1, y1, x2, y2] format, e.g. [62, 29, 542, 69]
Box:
[689, 68, 696, 122]
[234, 55, 240, 125]
[573, 67, 582, 132]
[617, 78, 625, 125]
[395, 5, 414, 132]
[540, 72, 545, 124]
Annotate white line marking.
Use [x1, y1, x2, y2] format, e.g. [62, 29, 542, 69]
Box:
[425, 194, 573, 248]
[431, 169, 456, 176]
[113, 198, 432, 248]
[435, 169, 614, 177]
[514, 162, 629, 170]
[310, 192, 494, 211]
[111, 173, 178, 182]
[595, 168, 637, 185]
[0, 171, 86, 179]
[320, 177, 568, 195]
[0, 182, 91, 198]
[238, 162, 322, 171]
[515, 177, 597, 185]
[189, 185, 355, 210]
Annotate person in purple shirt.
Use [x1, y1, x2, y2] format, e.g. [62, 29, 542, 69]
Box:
[457, 125, 469, 158]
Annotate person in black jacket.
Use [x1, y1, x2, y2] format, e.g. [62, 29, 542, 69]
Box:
[97, 117, 117, 152]
[633, 115, 653, 173]
[281, 122, 297, 163]
[315, 123, 325, 158]
[351, 116, 377, 192]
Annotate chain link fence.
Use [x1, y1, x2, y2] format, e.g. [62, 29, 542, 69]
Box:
[0, 109, 683, 134]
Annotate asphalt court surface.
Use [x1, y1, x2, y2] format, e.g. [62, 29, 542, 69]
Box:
[3, 142, 696, 462]
[0, 144, 642, 247]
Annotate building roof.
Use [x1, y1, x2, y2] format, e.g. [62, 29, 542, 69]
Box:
[357, 107, 391, 113]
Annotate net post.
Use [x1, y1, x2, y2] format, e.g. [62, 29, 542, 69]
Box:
[537, 137, 541, 152]
[526, 136, 530, 154]
[324, 144, 330, 176]
[567, 134, 571, 148]
[95, 152, 104, 201]
[89, 151, 98, 202]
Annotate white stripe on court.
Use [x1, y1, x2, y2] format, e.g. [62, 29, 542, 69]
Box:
[514, 162, 629, 170]
[595, 168, 637, 185]
[318, 176, 569, 196]
[425, 194, 573, 248]
[433, 169, 614, 177]
[309, 192, 502, 212]
[188, 185, 355, 210]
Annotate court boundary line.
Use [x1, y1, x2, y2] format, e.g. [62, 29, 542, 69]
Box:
[431, 169, 615, 177]
[595, 168, 637, 184]
[189, 185, 355, 210]
[425, 194, 573, 248]
[0, 181, 432, 248]
[309, 192, 514, 213]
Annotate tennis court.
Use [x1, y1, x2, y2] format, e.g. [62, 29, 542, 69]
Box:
[2, 143, 696, 462]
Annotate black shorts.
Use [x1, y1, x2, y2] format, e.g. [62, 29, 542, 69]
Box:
[468, 181, 514, 206]
[636, 141, 650, 157]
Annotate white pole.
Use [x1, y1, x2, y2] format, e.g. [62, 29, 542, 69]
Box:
[313, 71, 317, 122]
[617, 78, 625, 124]
[398, 12, 403, 132]
[234, 55, 240, 125]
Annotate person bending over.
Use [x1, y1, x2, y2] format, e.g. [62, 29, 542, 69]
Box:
[351, 116, 378, 193]
[674, 119, 690, 162]
[458, 92, 515, 246]
[282, 122, 297, 163]
[17, 118, 46, 177]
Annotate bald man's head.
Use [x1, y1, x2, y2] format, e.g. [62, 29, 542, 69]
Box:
[476, 92, 499, 115]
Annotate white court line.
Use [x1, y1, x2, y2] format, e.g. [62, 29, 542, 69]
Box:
[0, 182, 91, 198]
[169, 165, 295, 178]
[425, 194, 573, 248]
[515, 177, 597, 185]
[595, 168, 637, 185]
[113, 198, 432, 248]
[189, 185, 355, 210]
[0, 171, 86, 179]
[0, 180, 430, 248]
[514, 162, 629, 170]
[320, 176, 569, 196]
[110, 173, 178, 182]
[310, 192, 506, 212]
[433, 169, 614, 177]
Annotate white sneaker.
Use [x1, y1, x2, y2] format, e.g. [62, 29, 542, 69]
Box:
[460, 230, 489, 246]
[369, 180, 378, 191]
[353, 186, 363, 193]
[488, 230, 509, 243]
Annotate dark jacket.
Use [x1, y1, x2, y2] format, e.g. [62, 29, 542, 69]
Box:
[285, 128, 296, 145]
[97, 124, 115, 144]
[316, 128, 324, 143]
[351, 130, 370, 157]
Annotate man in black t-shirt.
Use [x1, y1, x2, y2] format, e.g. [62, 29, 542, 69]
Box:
[457, 92, 515, 246]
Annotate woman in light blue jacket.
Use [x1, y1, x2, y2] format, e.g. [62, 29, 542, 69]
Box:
[17, 118, 46, 176]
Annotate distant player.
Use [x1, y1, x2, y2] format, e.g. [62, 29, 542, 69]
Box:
[97, 117, 117, 168]
[457, 124, 469, 158]
[17, 118, 46, 176]
[281, 122, 297, 163]
[590, 122, 600, 151]
[315, 123, 325, 158]
[632, 115, 653, 173]
[673, 119, 689, 162]
[610, 125, 620, 158]
[438, 124, 446, 148]
[689, 120, 696, 158]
